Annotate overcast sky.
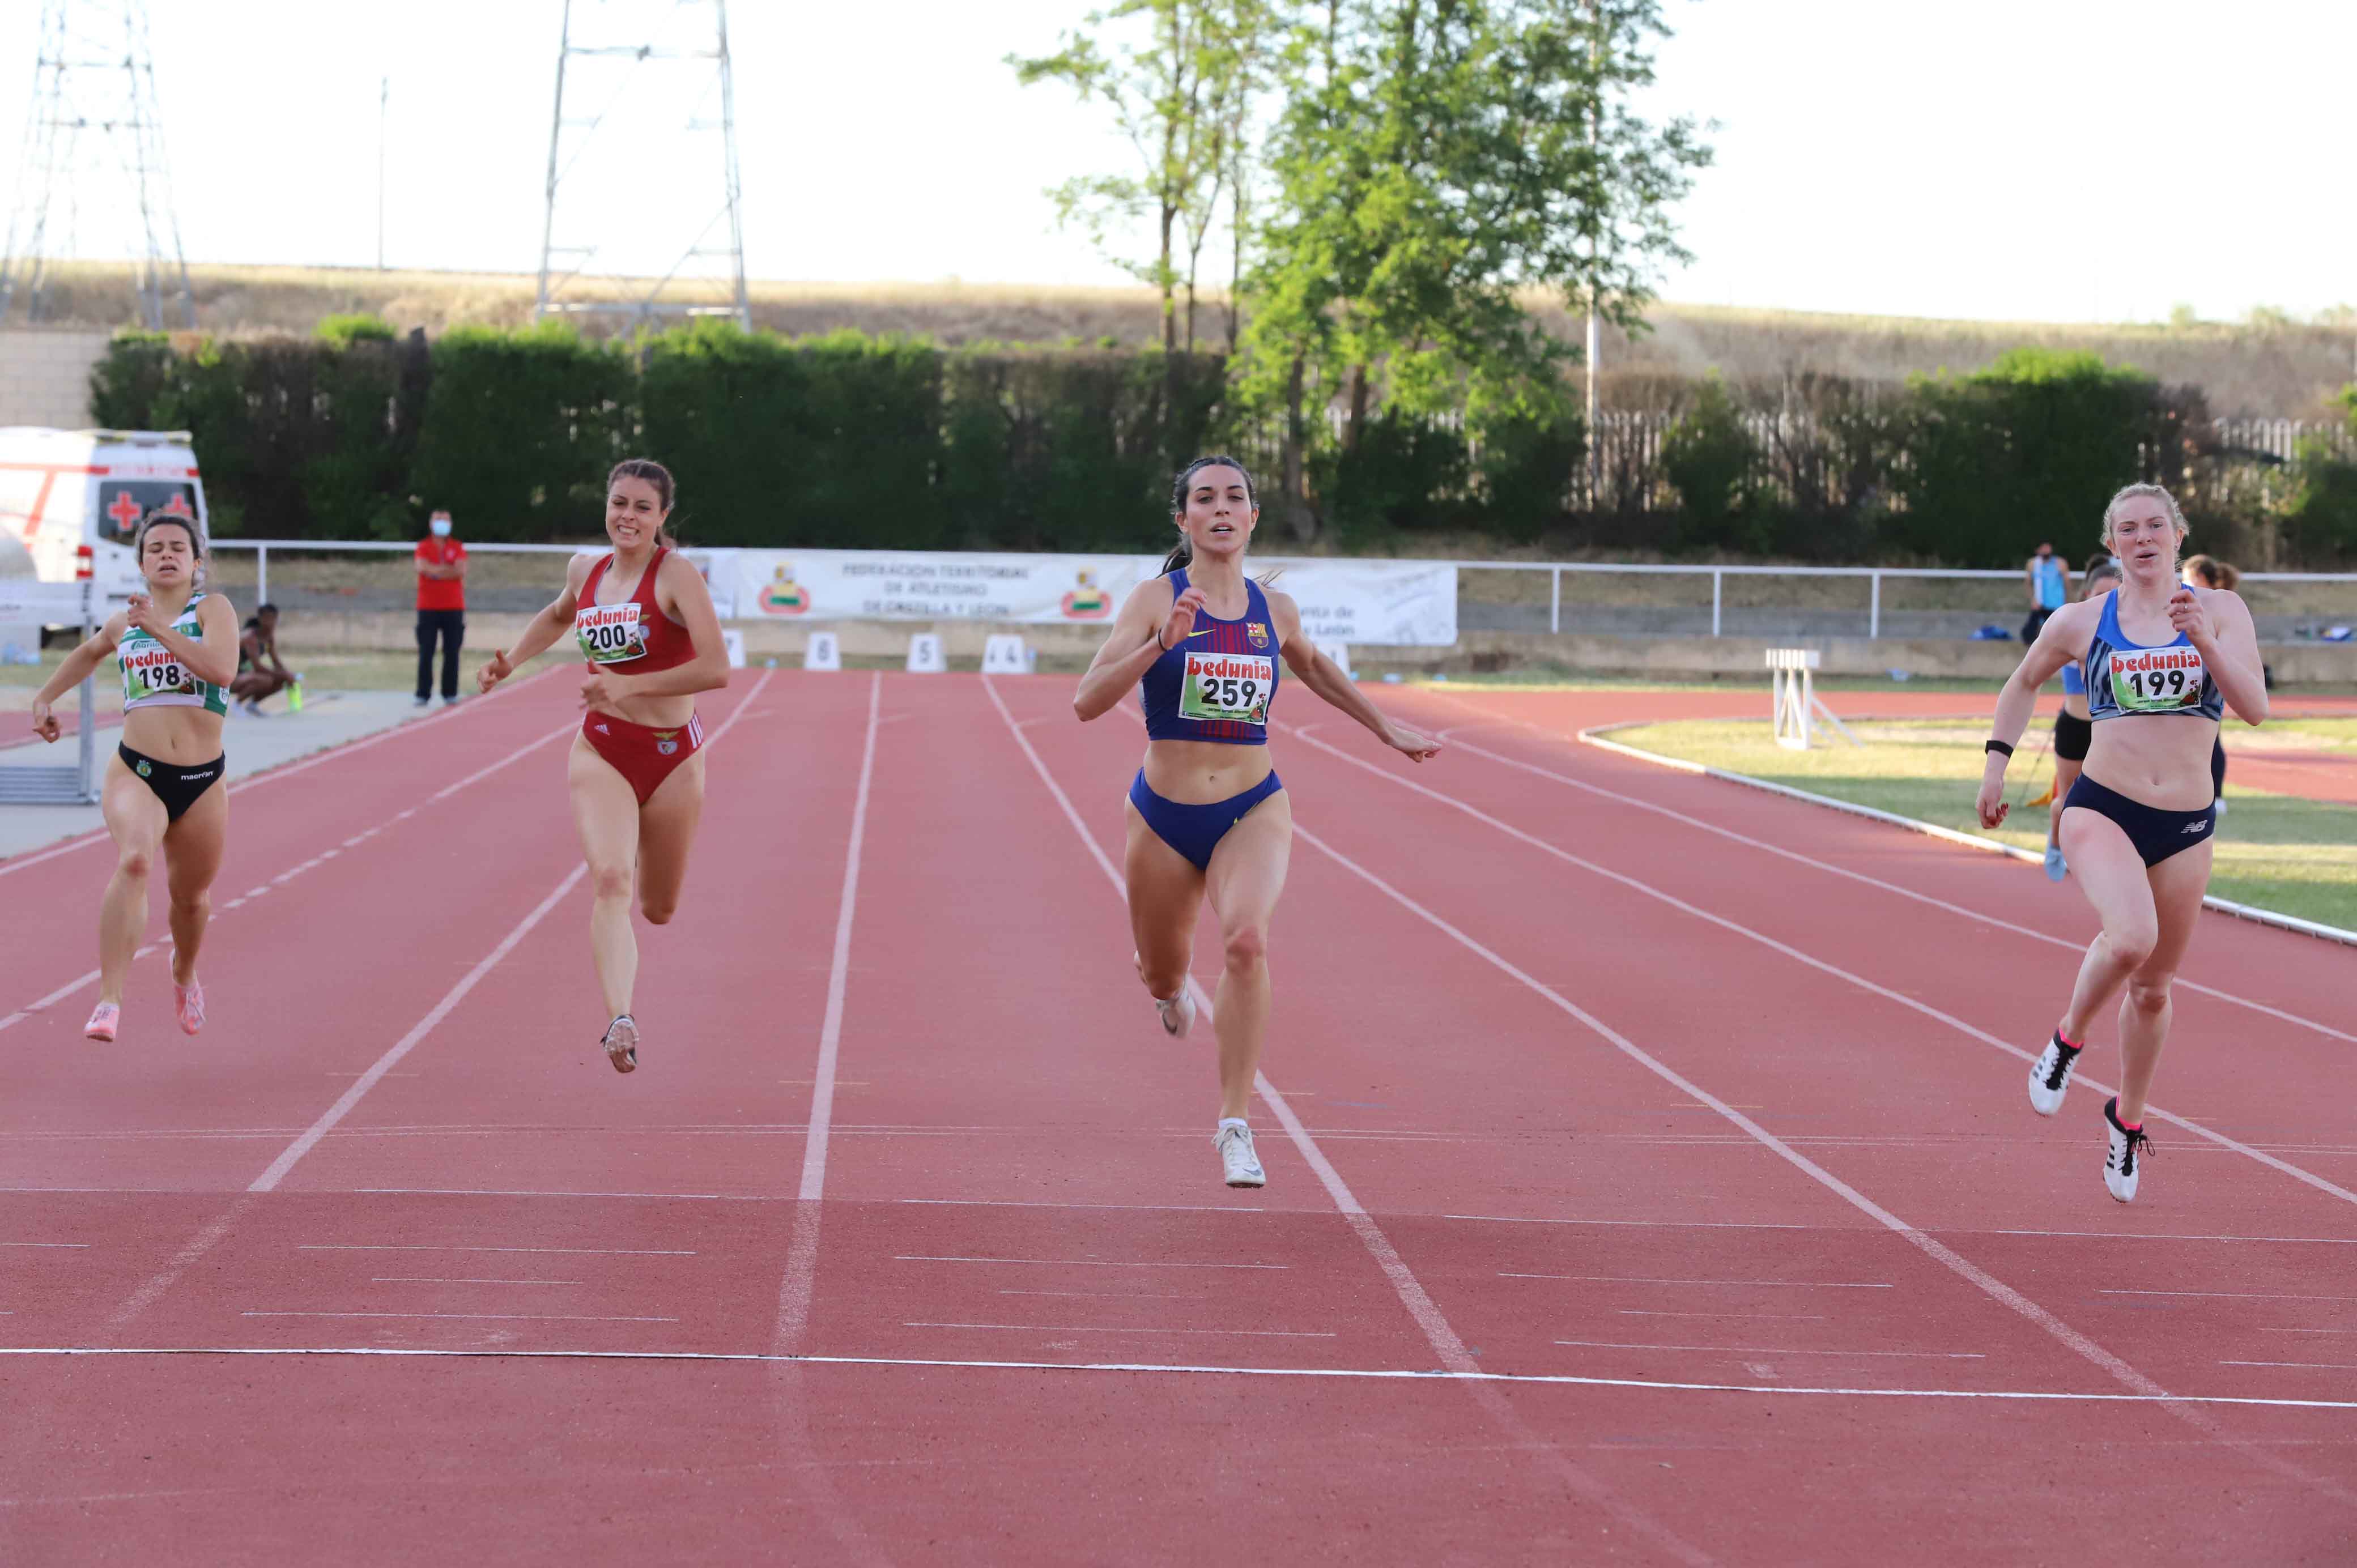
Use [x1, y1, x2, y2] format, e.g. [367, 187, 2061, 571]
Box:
[0, 0, 2347, 325]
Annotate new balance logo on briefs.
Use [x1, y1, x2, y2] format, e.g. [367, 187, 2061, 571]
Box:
[2183, 821, 2208, 833]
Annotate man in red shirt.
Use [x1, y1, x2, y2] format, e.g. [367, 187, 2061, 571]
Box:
[415, 509, 467, 706]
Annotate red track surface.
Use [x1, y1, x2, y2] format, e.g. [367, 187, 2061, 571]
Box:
[5, 672, 2356, 1563]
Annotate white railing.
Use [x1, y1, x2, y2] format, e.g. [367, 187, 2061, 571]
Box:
[205, 540, 2357, 642]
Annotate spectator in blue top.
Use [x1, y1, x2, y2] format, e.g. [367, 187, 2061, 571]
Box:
[2023, 542, 2073, 642]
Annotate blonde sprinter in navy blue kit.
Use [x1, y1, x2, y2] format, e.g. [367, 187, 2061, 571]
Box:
[1980, 484, 2268, 1203]
[1074, 457, 1441, 1188]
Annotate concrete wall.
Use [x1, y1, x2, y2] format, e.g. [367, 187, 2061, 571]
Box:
[275, 612, 2357, 686]
[0, 330, 107, 428]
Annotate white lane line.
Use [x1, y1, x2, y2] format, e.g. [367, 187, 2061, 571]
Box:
[0, 668, 562, 881]
[1505, 1273, 1894, 1290]
[899, 1198, 1269, 1215]
[299, 1244, 697, 1256]
[1558, 1339, 1984, 1360]
[997, 1290, 1194, 1299]
[1290, 725, 2357, 1214]
[1283, 747, 2357, 1507]
[0, 717, 578, 1033]
[2226, 1360, 2357, 1372]
[2105, 1289, 2357, 1301]
[0, 1242, 90, 1250]
[240, 1311, 677, 1323]
[1420, 710, 2356, 1046]
[369, 1277, 585, 1286]
[895, 1255, 1284, 1271]
[353, 1187, 769, 1200]
[1631, 1301, 1829, 1311]
[1453, 1213, 1814, 1231]
[907, 1322, 1337, 1339]
[984, 678, 1716, 1568]
[1994, 1228, 2357, 1245]
[773, 669, 880, 1356]
[28, 1344, 2357, 1411]
[248, 866, 586, 1193]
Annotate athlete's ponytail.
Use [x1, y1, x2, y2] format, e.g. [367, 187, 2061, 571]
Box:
[1163, 454, 1256, 576]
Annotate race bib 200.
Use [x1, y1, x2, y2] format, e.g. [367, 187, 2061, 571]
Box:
[576, 602, 647, 664]
[2108, 646, 2205, 712]
[1177, 651, 1274, 726]
[121, 642, 195, 701]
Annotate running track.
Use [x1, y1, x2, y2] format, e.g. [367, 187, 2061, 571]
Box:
[3, 671, 2354, 1563]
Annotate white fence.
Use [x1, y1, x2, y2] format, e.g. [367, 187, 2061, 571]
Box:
[201, 540, 2357, 645]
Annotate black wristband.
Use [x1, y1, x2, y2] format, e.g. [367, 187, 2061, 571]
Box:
[1154, 625, 1169, 651]
[1985, 739, 2014, 758]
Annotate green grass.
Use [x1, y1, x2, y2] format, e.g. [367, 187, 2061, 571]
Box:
[1603, 717, 2357, 932]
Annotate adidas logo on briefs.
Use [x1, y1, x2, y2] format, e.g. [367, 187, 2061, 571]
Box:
[593, 723, 610, 734]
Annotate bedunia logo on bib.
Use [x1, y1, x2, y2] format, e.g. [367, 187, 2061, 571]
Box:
[2108, 645, 2203, 710]
[1178, 651, 1274, 726]
[577, 602, 646, 663]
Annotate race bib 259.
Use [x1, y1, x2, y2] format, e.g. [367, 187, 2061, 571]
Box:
[1177, 651, 1274, 726]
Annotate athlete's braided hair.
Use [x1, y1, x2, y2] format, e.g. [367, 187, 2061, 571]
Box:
[1163, 455, 1257, 576]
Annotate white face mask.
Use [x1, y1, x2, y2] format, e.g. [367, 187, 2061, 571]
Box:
[429, 516, 452, 538]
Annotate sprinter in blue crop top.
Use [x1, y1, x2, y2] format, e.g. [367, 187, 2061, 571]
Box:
[1071, 455, 1441, 1190]
[1978, 484, 2268, 1205]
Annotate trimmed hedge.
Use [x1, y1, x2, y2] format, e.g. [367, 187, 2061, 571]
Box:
[87, 327, 2356, 566]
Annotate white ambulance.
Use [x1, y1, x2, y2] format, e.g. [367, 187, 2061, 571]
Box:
[0, 428, 210, 621]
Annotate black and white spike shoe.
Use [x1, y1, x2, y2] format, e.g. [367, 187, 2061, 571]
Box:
[2027, 1030, 2083, 1117]
[2104, 1096, 2152, 1203]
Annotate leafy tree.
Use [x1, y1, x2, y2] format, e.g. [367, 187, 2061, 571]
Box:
[1241, 0, 1710, 537]
[1011, 2, 1271, 353]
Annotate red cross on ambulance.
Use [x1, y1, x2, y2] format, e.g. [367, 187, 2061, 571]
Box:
[107, 491, 143, 530]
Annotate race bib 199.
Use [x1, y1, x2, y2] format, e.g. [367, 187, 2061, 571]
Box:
[576, 602, 647, 664]
[1177, 651, 1274, 726]
[121, 641, 195, 701]
[2108, 646, 2205, 712]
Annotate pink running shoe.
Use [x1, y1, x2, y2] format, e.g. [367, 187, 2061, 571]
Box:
[84, 1002, 120, 1043]
[174, 978, 205, 1036]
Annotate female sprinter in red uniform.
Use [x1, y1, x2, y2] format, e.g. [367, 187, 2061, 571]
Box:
[478, 458, 729, 1072]
[1073, 456, 1441, 1187]
[1979, 484, 2267, 1202]
[29, 512, 237, 1041]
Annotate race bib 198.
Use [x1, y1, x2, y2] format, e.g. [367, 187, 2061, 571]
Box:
[2108, 645, 2204, 712]
[1177, 651, 1274, 726]
[576, 602, 647, 664]
[121, 641, 195, 701]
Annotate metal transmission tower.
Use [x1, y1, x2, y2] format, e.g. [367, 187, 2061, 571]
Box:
[0, 0, 194, 329]
[536, 0, 751, 330]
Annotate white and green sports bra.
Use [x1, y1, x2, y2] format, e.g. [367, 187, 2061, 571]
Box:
[118, 594, 229, 715]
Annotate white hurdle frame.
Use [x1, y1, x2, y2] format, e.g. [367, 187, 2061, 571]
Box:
[1768, 648, 1857, 752]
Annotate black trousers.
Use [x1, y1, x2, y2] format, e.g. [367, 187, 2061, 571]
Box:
[416, 608, 465, 700]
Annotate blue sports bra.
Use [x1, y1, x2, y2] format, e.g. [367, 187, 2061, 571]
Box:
[2083, 591, 2224, 723]
[1139, 569, 1280, 746]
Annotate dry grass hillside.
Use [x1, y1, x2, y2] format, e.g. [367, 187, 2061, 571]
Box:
[19, 261, 2355, 417]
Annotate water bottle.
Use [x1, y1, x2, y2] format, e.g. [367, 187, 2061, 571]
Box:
[286, 674, 304, 714]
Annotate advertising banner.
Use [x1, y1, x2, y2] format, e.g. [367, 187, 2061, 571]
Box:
[708, 550, 1457, 647]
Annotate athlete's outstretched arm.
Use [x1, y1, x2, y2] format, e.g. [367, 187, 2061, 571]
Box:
[480, 555, 589, 692]
[1976, 603, 2084, 826]
[27, 614, 126, 742]
[1270, 594, 1439, 762]
[1073, 577, 1193, 722]
[2177, 587, 2267, 725]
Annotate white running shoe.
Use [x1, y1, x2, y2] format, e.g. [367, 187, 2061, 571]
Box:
[2103, 1097, 2152, 1203]
[2027, 1030, 2082, 1117]
[1214, 1120, 1265, 1188]
[601, 1014, 639, 1075]
[1155, 987, 1195, 1039]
